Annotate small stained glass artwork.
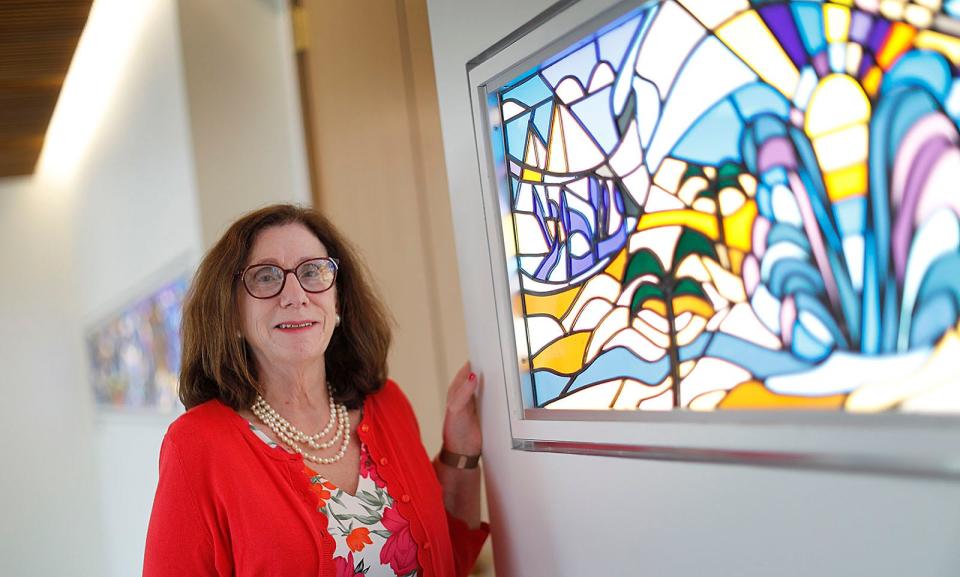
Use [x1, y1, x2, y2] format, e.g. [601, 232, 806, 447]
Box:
[87, 277, 188, 411]
[491, 0, 960, 412]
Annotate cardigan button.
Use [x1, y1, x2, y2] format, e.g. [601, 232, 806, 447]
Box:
[400, 493, 411, 503]
[360, 423, 370, 433]
[379, 457, 389, 466]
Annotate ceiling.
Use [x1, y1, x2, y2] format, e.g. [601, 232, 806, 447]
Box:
[0, 0, 94, 177]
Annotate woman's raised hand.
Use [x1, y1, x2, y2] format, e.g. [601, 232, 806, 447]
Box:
[441, 362, 481, 456]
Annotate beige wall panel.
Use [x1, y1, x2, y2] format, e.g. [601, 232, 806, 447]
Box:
[302, 0, 468, 452]
[398, 0, 469, 395]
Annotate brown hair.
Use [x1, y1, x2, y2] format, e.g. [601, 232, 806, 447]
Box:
[179, 204, 392, 410]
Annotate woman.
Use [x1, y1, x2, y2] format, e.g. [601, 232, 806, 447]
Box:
[143, 204, 488, 577]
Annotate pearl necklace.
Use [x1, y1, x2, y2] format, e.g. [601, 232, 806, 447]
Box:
[251, 383, 351, 465]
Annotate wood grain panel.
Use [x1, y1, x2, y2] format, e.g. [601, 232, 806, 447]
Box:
[299, 0, 469, 451]
[0, 0, 93, 176]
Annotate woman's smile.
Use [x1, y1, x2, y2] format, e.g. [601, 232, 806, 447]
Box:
[275, 320, 319, 332]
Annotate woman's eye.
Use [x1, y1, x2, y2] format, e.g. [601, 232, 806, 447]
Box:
[254, 268, 281, 283]
[300, 265, 320, 278]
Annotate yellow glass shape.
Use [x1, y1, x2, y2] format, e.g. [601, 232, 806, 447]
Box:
[522, 131, 544, 182]
[603, 248, 628, 281]
[824, 4, 851, 43]
[722, 200, 758, 251]
[531, 331, 590, 374]
[716, 11, 800, 99]
[546, 105, 568, 173]
[638, 209, 719, 240]
[523, 286, 581, 319]
[877, 22, 917, 69]
[719, 381, 847, 408]
[671, 295, 715, 318]
[915, 30, 960, 64]
[862, 66, 884, 96]
[823, 163, 868, 201]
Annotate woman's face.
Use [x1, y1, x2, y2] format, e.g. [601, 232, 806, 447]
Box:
[238, 223, 338, 375]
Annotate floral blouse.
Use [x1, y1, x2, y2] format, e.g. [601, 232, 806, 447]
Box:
[249, 424, 421, 577]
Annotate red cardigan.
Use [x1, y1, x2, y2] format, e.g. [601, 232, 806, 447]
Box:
[143, 380, 488, 577]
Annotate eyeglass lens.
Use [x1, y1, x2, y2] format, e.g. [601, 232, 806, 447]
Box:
[243, 258, 337, 298]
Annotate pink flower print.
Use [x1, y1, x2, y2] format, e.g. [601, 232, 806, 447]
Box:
[379, 506, 420, 575]
[334, 552, 364, 577]
[359, 446, 387, 488]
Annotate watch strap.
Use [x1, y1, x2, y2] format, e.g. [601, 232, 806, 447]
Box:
[439, 448, 481, 469]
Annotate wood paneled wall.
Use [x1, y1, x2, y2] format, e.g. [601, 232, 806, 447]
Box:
[298, 0, 469, 452]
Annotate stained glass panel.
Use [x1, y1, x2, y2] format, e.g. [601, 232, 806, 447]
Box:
[490, 0, 960, 413]
[87, 277, 188, 411]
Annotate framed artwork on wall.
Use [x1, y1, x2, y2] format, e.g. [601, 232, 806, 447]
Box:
[87, 275, 189, 413]
[468, 0, 960, 477]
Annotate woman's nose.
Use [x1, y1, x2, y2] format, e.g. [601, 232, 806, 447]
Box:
[278, 271, 308, 306]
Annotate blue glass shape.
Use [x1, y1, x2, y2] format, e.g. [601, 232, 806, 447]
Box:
[792, 3, 825, 55]
[570, 86, 619, 153]
[542, 43, 598, 89]
[792, 320, 833, 362]
[767, 222, 812, 251]
[769, 259, 825, 298]
[566, 347, 671, 394]
[597, 14, 643, 69]
[704, 332, 812, 377]
[505, 111, 532, 163]
[502, 74, 553, 108]
[533, 371, 572, 406]
[882, 51, 952, 103]
[732, 83, 791, 122]
[835, 197, 866, 233]
[948, 0, 960, 18]
[673, 99, 744, 165]
[912, 294, 958, 348]
[532, 101, 553, 144]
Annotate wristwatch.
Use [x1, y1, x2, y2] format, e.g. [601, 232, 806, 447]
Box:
[438, 447, 481, 469]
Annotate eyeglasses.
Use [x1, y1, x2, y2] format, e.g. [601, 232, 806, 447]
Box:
[238, 257, 339, 299]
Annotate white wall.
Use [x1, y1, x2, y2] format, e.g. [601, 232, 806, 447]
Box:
[0, 0, 309, 575]
[0, 0, 197, 574]
[177, 0, 310, 247]
[426, 1, 960, 576]
[0, 177, 104, 577]
[90, 1, 308, 574]
[70, 2, 204, 576]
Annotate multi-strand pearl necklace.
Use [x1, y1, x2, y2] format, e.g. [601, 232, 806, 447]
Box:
[251, 383, 351, 465]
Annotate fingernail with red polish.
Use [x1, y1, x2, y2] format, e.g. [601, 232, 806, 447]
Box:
[468, 372, 477, 381]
